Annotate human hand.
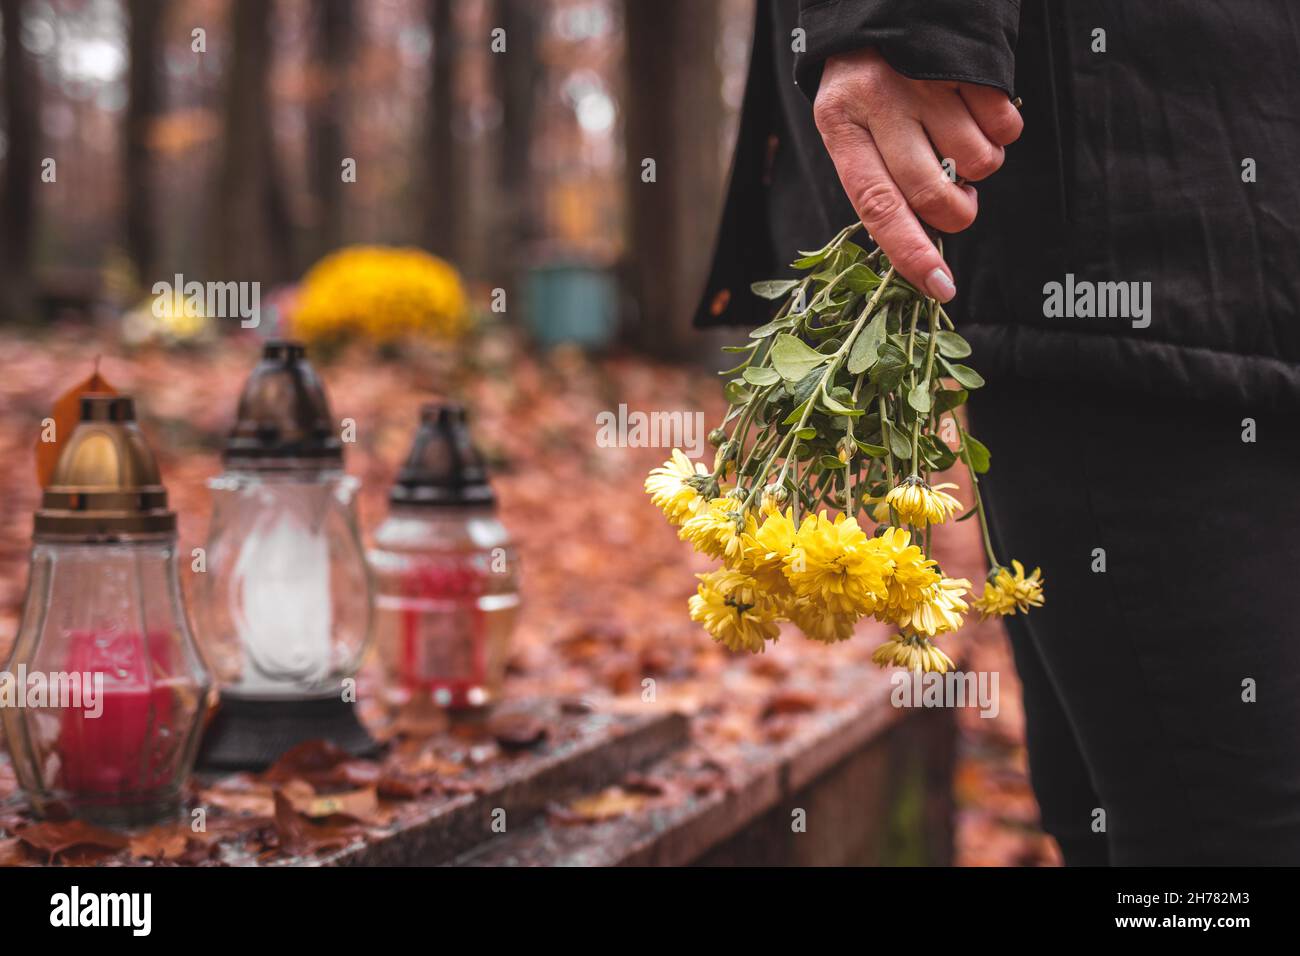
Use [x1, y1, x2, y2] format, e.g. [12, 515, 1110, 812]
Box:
[813, 48, 1023, 302]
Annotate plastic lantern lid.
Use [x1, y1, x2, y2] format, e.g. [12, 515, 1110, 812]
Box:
[222, 340, 343, 470]
[35, 394, 176, 538]
[390, 402, 496, 507]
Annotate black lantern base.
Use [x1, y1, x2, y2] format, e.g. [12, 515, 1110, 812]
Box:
[197, 694, 380, 772]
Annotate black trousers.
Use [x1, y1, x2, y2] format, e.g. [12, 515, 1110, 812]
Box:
[972, 383, 1300, 865]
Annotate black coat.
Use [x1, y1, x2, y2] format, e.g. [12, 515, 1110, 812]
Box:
[697, 0, 1300, 409]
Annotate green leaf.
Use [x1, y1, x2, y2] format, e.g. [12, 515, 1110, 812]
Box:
[791, 251, 825, 269]
[962, 434, 991, 473]
[750, 278, 800, 300]
[819, 455, 847, 470]
[885, 422, 912, 460]
[840, 240, 868, 262]
[846, 309, 888, 375]
[907, 381, 932, 413]
[819, 388, 864, 417]
[742, 366, 780, 386]
[790, 368, 823, 406]
[770, 333, 828, 382]
[941, 358, 985, 389]
[748, 315, 796, 339]
[841, 263, 882, 294]
[783, 398, 811, 425]
[921, 435, 957, 471]
[870, 342, 909, 392]
[855, 440, 888, 459]
[794, 427, 818, 440]
[934, 330, 972, 358]
[934, 387, 969, 413]
[723, 379, 752, 404]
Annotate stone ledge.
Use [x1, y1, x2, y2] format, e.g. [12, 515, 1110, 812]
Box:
[318, 705, 690, 866]
[452, 664, 951, 866]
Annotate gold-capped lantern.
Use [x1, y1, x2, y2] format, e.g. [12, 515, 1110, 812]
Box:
[2, 395, 212, 828]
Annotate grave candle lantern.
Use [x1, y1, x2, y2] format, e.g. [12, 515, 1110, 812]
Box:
[368, 403, 519, 710]
[1, 394, 212, 828]
[194, 341, 375, 769]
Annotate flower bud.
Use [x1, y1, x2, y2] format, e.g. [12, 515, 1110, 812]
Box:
[836, 436, 857, 463]
[762, 483, 790, 510]
[713, 440, 738, 473]
[707, 427, 727, 448]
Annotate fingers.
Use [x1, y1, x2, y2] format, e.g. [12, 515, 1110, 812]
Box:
[817, 117, 957, 302]
[957, 84, 1024, 146]
[924, 88, 1005, 183]
[863, 110, 979, 231]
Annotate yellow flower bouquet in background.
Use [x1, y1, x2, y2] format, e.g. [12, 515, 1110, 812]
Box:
[647, 225, 1044, 673]
[291, 245, 469, 347]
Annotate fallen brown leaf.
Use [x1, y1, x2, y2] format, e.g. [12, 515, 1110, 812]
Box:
[761, 689, 819, 719]
[272, 791, 307, 849]
[556, 786, 648, 823]
[36, 364, 116, 487]
[271, 790, 367, 855]
[0, 837, 34, 867]
[129, 825, 190, 862]
[291, 787, 380, 823]
[16, 819, 129, 861]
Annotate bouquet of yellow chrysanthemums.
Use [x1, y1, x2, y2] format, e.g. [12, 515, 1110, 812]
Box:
[291, 245, 469, 346]
[646, 226, 1043, 673]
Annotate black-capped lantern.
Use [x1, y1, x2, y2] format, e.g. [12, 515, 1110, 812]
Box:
[368, 403, 520, 711]
[194, 341, 375, 769]
[1, 395, 212, 827]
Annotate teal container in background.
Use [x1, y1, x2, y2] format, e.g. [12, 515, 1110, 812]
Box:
[522, 260, 619, 350]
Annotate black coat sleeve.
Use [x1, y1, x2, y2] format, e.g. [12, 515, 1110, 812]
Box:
[794, 0, 1021, 98]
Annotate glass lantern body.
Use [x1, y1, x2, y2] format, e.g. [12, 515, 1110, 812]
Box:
[196, 469, 373, 700]
[368, 505, 519, 708]
[1, 537, 211, 828]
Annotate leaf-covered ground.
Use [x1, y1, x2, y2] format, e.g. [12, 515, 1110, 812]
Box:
[0, 323, 1057, 866]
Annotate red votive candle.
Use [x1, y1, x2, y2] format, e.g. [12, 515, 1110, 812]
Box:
[58, 630, 177, 801]
[400, 561, 488, 708]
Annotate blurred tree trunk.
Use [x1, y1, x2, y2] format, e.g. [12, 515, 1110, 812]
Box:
[622, 0, 725, 359]
[212, 0, 292, 285]
[1, 0, 38, 323]
[125, 0, 165, 286]
[425, 0, 459, 261]
[307, 0, 353, 262]
[494, 0, 541, 242]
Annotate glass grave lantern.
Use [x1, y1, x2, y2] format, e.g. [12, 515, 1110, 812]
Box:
[2, 394, 212, 827]
[369, 403, 520, 711]
[194, 341, 375, 769]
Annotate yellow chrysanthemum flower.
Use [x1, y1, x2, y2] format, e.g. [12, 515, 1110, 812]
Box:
[787, 596, 859, 644]
[892, 576, 970, 637]
[972, 560, 1046, 617]
[862, 494, 892, 525]
[291, 245, 468, 346]
[871, 526, 942, 622]
[884, 476, 963, 527]
[871, 634, 956, 673]
[645, 449, 710, 525]
[688, 569, 781, 653]
[735, 506, 798, 595]
[679, 498, 755, 564]
[784, 512, 891, 617]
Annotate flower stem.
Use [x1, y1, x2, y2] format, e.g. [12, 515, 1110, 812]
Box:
[954, 413, 999, 568]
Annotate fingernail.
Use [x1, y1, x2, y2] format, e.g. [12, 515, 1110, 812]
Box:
[926, 268, 956, 302]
